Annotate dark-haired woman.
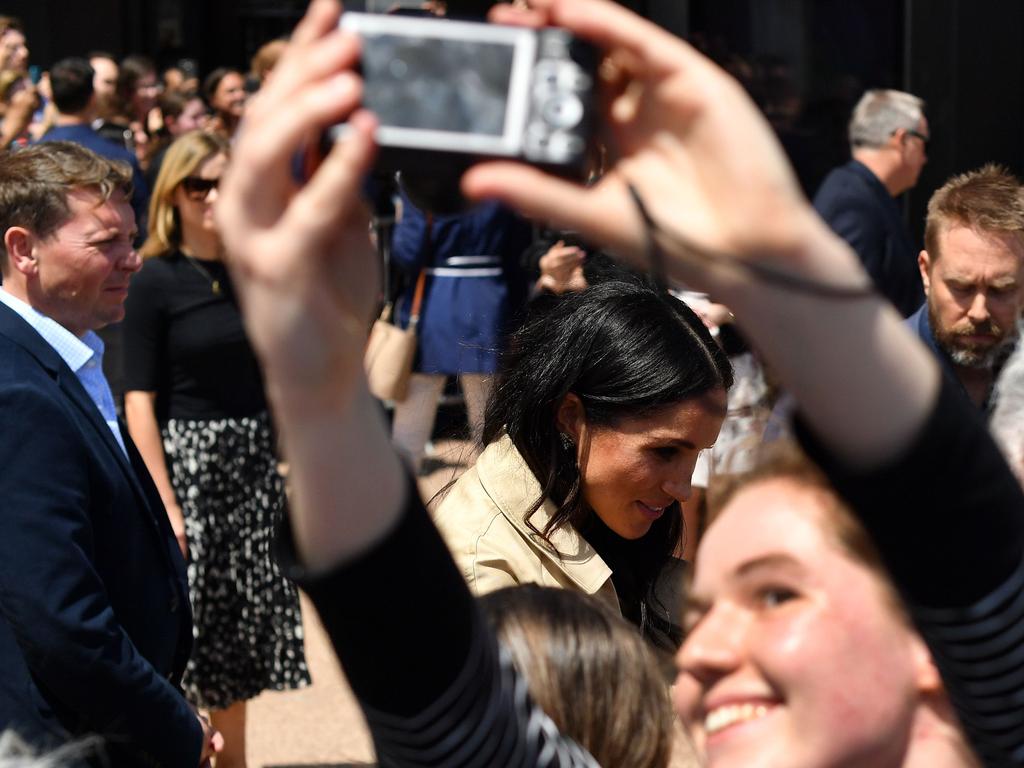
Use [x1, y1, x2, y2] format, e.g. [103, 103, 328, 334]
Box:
[203, 67, 246, 140]
[434, 280, 731, 648]
[94, 55, 160, 164]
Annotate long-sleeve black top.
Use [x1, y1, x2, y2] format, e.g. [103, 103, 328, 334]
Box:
[798, 375, 1024, 766]
[282, 373, 1024, 767]
[278, 474, 599, 767]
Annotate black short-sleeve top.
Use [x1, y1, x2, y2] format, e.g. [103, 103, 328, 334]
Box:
[123, 252, 267, 422]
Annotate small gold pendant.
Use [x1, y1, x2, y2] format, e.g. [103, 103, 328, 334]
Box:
[212, 280, 221, 295]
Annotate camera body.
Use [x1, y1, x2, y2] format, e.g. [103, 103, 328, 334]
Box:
[336, 12, 597, 175]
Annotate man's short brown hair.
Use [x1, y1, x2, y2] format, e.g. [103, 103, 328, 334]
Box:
[0, 16, 23, 37]
[924, 164, 1024, 262]
[0, 142, 132, 271]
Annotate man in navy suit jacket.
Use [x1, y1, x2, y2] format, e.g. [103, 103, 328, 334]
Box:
[0, 143, 215, 765]
[813, 89, 929, 317]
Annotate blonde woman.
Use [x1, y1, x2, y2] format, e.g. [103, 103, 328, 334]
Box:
[123, 130, 310, 768]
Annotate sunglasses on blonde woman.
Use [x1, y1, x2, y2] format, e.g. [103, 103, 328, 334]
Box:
[181, 176, 220, 201]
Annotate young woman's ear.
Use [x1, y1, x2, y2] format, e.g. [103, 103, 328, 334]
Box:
[909, 633, 943, 695]
[554, 393, 585, 443]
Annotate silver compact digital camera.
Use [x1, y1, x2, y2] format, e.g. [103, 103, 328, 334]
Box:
[335, 12, 598, 174]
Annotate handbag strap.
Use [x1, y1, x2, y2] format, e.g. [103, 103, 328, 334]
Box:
[407, 212, 432, 330]
[408, 270, 427, 328]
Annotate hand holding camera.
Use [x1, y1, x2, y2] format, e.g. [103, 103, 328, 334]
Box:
[221, 0, 835, 397]
[461, 0, 832, 290]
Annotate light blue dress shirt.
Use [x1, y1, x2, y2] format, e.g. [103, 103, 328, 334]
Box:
[0, 288, 128, 456]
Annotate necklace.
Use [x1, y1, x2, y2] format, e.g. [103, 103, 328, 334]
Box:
[181, 251, 222, 295]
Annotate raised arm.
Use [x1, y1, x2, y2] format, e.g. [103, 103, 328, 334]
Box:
[463, 0, 939, 470]
[215, 3, 596, 765]
[463, 3, 1024, 763]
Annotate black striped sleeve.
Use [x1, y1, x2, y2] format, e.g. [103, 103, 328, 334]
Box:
[278, 475, 599, 768]
[913, 556, 1024, 766]
[798, 375, 1024, 765]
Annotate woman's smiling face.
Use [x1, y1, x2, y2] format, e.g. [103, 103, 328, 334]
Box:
[560, 391, 726, 540]
[674, 477, 932, 768]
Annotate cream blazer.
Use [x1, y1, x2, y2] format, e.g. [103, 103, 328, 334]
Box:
[433, 434, 622, 615]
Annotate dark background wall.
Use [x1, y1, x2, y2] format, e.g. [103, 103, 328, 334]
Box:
[9, 0, 1024, 246]
[905, 0, 1024, 244]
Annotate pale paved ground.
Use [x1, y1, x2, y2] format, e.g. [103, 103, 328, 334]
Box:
[247, 440, 698, 768]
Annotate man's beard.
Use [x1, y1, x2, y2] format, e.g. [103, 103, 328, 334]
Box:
[930, 303, 1016, 369]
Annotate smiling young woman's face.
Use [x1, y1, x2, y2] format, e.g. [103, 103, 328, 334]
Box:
[674, 477, 931, 768]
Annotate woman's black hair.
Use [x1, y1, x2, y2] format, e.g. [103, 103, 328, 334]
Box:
[483, 278, 733, 641]
[115, 55, 156, 108]
[202, 67, 241, 109]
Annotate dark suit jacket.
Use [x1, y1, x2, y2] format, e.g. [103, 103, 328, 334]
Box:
[813, 159, 924, 317]
[0, 302, 202, 766]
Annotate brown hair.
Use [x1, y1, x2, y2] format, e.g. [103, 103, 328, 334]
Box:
[924, 164, 1024, 262]
[0, 17, 22, 37]
[140, 130, 229, 259]
[0, 142, 132, 272]
[480, 585, 675, 768]
[157, 89, 196, 121]
[706, 441, 903, 615]
[250, 39, 286, 84]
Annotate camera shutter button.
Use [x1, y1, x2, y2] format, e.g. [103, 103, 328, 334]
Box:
[541, 94, 584, 130]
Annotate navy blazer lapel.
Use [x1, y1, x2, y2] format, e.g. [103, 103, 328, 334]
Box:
[0, 303, 152, 508]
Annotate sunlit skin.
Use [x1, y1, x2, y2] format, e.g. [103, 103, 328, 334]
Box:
[919, 225, 1024, 371]
[175, 153, 227, 247]
[90, 56, 118, 100]
[675, 479, 937, 768]
[5, 189, 139, 337]
[169, 98, 209, 136]
[131, 72, 161, 120]
[558, 390, 726, 540]
[0, 29, 28, 73]
[900, 116, 929, 191]
[212, 72, 247, 120]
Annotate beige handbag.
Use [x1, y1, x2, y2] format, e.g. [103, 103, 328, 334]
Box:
[364, 269, 427, 402]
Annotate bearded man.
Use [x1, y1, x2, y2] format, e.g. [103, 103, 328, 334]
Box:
[909, 164, 1024, 410]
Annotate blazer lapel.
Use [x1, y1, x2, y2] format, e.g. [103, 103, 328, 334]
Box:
[56, 368, 153, 503]
[0, 304, 153, 513]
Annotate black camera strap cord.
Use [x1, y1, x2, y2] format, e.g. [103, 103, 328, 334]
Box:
[625, 183, 877, 301]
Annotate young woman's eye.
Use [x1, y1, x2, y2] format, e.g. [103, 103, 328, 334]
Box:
[757, 586, 797, 608]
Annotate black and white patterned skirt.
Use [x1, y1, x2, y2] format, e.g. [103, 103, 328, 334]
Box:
[162, 411, 311, 709]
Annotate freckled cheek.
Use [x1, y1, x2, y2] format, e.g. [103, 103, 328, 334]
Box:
[762, 609, 911, 730]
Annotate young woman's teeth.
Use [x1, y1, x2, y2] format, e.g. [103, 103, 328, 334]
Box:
[704, 703, 771, 735]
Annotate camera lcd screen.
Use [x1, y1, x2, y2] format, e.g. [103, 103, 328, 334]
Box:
[339, 13, 537, 156]
[362, 35, 516, 137]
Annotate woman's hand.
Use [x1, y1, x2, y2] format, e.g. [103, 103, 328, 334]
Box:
[463, 0, 936, 467]
[537, 240, 587, 294]
[463, 0, 826, 288]
[216, 0, 379, 414]
[1, 82, 38, 149]
[216, 0, 406, 570]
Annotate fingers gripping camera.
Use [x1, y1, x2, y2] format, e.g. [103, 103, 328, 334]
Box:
[336, 13, 597, 174]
